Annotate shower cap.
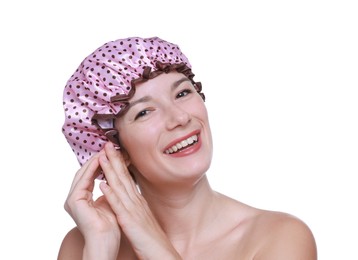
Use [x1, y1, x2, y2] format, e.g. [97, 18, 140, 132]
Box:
[62, 36, 204, 167]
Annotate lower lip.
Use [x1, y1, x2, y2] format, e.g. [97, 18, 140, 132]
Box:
[167, 136, 202, 158]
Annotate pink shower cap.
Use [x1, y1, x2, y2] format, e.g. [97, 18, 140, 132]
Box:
[62, 36, 204, 167]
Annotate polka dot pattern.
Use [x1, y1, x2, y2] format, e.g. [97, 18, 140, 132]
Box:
[62, 37, 195, 166]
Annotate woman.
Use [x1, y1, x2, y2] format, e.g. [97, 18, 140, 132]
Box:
[58, 36, 317, 259]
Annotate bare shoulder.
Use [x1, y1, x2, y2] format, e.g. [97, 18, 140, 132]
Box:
[250, 210, 317, 259]
[57, 227, 84, 260]
[213, 194, 316, 259]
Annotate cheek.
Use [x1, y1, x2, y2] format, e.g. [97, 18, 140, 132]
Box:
[191, 100, 209, 121]
[121, 124, 161, 158]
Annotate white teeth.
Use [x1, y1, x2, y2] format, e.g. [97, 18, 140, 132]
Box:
[187, 137, 194, 144]
[180, 140, 188, 147]
[165, 134, 198, 154]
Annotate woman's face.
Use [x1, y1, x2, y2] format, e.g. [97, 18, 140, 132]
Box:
[115, 72, 213, 185]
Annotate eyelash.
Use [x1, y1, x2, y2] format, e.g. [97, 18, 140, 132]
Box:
[134, 89, 193, 120]
[176, 89, 193, 98]
[134, 110, 150, 120]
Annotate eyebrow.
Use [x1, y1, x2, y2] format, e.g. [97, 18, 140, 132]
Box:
[128, 77, 191, 109]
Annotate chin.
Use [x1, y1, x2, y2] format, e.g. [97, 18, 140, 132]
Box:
[178, 156, 212, 181]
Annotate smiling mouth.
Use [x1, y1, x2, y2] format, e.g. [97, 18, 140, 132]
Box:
[164, 134, 199, 154]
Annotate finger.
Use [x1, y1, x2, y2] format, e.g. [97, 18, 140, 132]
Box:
[69, 153, 98, 191]
[98, 165, 128, 214]
[65, 154, 103, 214]
[68, 151, 102, 194]
[102, 142, 138, 193]
[99, 153, 130, 195]
[99, 153, 147, 222]
[105, 142, 129, 175]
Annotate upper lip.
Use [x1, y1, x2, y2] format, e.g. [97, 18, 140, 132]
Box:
[163, 130, 200, 152]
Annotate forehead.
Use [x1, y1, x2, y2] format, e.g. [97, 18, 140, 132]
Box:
[131, 72, 190, 98]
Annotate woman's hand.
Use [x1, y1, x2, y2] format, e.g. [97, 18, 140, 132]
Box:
[64, 151, 121, 259]
[99, 142, 181, 259]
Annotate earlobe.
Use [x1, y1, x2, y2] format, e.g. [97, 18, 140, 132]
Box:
[115, 138, 131, 167]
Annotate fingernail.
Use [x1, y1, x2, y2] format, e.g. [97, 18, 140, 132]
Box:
[107, 142, 114, 149]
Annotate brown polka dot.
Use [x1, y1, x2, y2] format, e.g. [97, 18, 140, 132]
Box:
[62, 36, 201, 167]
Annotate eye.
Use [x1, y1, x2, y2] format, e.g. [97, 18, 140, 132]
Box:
[176, 89, 192, 99]
[134, 109, 150, 120]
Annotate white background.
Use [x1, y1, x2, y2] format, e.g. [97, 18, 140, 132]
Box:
[0, 0, 357, 259]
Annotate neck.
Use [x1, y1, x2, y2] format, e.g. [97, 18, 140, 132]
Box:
[138, 175, 221, 243]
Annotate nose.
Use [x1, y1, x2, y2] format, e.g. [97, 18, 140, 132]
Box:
[165, 105, 191, 130]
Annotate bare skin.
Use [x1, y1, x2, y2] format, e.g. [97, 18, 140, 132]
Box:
[58, 72, 317, 259]
[59, 173, 316, 260]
